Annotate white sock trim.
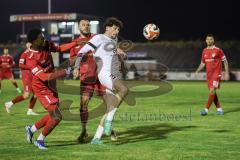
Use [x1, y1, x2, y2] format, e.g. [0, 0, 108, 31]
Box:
[106, 108, 117, 122]
[94, 125, 104, 139]
[37, 133, 45, 141]
[31, 125, 38, 133]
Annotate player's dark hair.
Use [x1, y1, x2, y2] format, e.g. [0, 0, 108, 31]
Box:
[27, 28, 42, 43]
[206, 34, 214, 38]
[103, 17, 123, 30]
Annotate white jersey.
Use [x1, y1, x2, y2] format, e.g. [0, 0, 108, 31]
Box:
[77, 34, 122, 90]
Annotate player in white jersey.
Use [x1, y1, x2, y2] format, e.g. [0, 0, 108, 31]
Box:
[75, 17, 128, 144]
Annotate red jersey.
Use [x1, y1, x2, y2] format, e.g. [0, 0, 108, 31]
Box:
[19, 50, 32, 80]
[25, 41, 77, 107]
[201, 46, 226, 80]
[0, 55, 15, 72]
[70, 34, 98, 83]
[25, 45, 56, 94]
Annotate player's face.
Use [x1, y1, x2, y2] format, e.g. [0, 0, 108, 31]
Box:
[34, 33, 45, 47]
[3, 48, 9, 55]
[206, 36, 214, 46]
[106, 25, 120, 39]
[79, 20, 90, 36]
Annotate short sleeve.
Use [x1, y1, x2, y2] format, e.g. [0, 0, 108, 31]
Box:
[219, 49, 226, 61]
[19, 52, 27, 64]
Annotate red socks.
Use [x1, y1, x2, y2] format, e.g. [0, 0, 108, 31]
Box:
[12, 95, 25, 104]
[42, 116, 61, 137]
[80, 108, 89, 123]
[206, 93, 215, 109]
[35, 114, 50, 129]
[206, 93, 221, 109]
[35, 114, 60, 136]
[214, 94, 221, 108]
[28, 95, 37, 109]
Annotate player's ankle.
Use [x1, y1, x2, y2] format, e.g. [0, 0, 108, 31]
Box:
[204, 108, 209, 112]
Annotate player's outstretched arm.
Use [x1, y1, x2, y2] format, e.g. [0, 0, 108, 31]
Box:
[27, 59, 68, 81]
[49, 41, 77, 53]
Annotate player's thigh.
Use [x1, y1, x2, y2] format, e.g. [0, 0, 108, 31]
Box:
[98, 71, 113, 90]
[81, 94, 91, 108]
[208, 79, 220, 90]
[94, 80, 106, 96]
[80, 82, 94, 99]
[113, 79, 128, 94]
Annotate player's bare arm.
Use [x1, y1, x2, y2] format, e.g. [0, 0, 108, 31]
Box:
[194, 62, 205, 79]
[223, 59, 229, 80]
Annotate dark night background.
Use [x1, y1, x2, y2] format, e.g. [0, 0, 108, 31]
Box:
[0, 0, 239, 43]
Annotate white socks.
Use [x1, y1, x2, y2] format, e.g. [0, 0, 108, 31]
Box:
[93, 125, 104, 139]
[30, 125, 38, 133]
[204, 108, 209, 112]
[106, 108, 117, 122]
[37, 133, 45, 141]
[217, 108, 223, 112]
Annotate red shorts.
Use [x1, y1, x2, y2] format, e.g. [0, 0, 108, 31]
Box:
[207, 78, 221, 89]
[22, 79, 32, 92]
[0, 70, 13, 80]
[34, 88, 59, 109]
[80, 79, 106, 97]
[22, 71, 33, 92]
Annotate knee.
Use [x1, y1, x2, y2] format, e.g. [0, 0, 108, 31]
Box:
[121, 86, 129, 97]
[55, 113, 62, 122]
[23, 92, 30, 99]
[81, 97, 90, 108]
[209, 89, 216, 95]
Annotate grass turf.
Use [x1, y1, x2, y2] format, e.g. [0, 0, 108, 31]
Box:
[0, 80, 240, 160]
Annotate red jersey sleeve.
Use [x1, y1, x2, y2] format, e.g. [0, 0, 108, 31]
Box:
[219, 49, 226, 61]
[8, 56, 15, 67]
[27, 58, 66, 81]
[49, 41, 77, 53]
[19, 52, 29, 69]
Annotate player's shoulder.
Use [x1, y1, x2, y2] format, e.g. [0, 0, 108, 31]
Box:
[214, 46, 223, 52]
[21, 49, 30, 55]
[7, 55, 13, 59]
[26, 50, 38, 59]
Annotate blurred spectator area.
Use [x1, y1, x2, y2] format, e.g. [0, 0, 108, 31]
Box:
[1, 41, 240, 80]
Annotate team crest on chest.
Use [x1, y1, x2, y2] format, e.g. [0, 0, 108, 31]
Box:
[212, 53, 216, 58]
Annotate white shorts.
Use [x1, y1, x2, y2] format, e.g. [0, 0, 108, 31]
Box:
[98, 71, 120, 91]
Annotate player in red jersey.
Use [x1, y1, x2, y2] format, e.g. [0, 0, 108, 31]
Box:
[71, 19, 117, 143]
[4, 43, 38, 115]
[24, 28, 80, 149]
[195, 34, 229, 116]
[0, 48, 22, 94]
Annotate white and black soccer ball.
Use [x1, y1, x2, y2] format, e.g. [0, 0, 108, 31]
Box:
[143, 24, 160, 40]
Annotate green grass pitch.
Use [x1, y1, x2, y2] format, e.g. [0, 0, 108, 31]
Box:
[0, 80, 240, 160]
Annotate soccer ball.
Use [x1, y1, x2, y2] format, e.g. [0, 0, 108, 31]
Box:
[143, 24, 160, 40]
